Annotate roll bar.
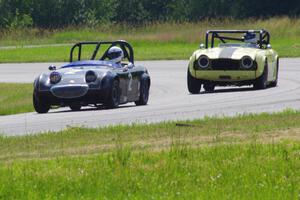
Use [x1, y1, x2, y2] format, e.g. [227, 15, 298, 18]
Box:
[205, 30, 271, 49]
[70, 40, 134, 64]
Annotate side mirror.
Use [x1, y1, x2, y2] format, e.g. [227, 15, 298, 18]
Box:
[49, 65, 56, 71]
[199, 43, 205, 49]
[267, 44, 272, 49]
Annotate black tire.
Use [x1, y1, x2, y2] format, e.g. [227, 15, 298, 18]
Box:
[104, 79, 120, 109]
[203, 83, 215, 92]
[33, 91, 50, 114]
[254, 60, 268, 90]
[187, 69, 201, 94]
[269, 58, 279, 87]
[135, 79, 150, 106]
[69, 104, 81, 111]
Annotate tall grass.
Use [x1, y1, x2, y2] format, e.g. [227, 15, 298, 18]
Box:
[1, 17, 299, 45]
[0, 143, 299, 199]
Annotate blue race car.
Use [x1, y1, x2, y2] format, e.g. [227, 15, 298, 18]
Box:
[33, 40, 150, 113]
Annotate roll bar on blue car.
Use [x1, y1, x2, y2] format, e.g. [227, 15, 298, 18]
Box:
[205, 30, 271, 49]
[70, 40, 134, 64]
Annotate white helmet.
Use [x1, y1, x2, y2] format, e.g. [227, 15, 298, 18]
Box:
[107, 46, 124, 63]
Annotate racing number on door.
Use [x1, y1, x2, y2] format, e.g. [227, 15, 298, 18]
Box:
[128, 73, 133, 91]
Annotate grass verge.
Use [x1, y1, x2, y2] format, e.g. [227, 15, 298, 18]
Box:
[0, 17, 300, 62]
[0, 110, 299, 199]
[0, 83, 33, 115]
[0, 42, 194, 62]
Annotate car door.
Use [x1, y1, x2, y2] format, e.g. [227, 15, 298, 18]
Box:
[126, 65, 141, 102]
[115, 67, 129, 103]
[265, 48, 276, 81]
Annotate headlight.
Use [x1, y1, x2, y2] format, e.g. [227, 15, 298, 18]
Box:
[85, 71, 97, 83]
[50, 72, 62, 84]
[241, 56, 254, 69]
[197, 55, 210, 69]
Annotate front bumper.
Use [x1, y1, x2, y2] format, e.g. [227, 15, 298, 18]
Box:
[194, 70, 258, 82]
[36, 88, 109, 106]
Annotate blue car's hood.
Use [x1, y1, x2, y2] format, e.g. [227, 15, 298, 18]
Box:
[38, 60, 119, 90]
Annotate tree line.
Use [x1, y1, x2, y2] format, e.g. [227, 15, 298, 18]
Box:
[0, 0, 299, 29]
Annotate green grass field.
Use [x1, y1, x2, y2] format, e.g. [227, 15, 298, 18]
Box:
[0, 17, 300, 62]
[0, 110, 299, 199]
[0, 83, 33, 115]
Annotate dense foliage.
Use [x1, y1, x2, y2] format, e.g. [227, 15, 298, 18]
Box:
[0, 0, 299, 28]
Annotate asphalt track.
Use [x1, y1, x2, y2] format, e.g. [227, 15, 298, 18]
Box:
[0, 59, 300, 136]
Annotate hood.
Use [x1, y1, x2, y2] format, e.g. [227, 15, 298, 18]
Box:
[54, 67, 107, 86]
[195, 47, 260, 60]
[41, 61, 116, 87]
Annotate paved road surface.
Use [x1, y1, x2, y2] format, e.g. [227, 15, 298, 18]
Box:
[0, 59, 299, 136]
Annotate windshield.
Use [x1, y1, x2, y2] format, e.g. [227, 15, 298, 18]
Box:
[219, 43, 258, 48]
[61, 60, 122, 69]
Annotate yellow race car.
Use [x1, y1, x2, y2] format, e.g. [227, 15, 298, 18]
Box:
[187, 30, 279, 93]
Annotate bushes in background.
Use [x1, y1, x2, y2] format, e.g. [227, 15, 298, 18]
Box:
[0, 0, 300, 29]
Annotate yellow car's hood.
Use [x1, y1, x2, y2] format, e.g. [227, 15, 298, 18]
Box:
[195, 47, 260, 60]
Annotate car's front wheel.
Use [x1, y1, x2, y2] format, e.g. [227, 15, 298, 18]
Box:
[33, 91, 50, 114]
[104, 79, 120, 109]
[187, 69, 202, 94]
[135, 79, 150, 106]
[254, 60, 268, 90]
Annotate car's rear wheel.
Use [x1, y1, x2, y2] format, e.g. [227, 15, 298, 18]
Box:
[104, 79, 120, 109]
[33, 91, 50, 114]
[254, 60, 268, 90]
[203, 83, 215, 92]
[69, 104, 81, 111]
[269, 58, 279, 87]
[135, 79, 150, 106]
[187, 69, 202, 94]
